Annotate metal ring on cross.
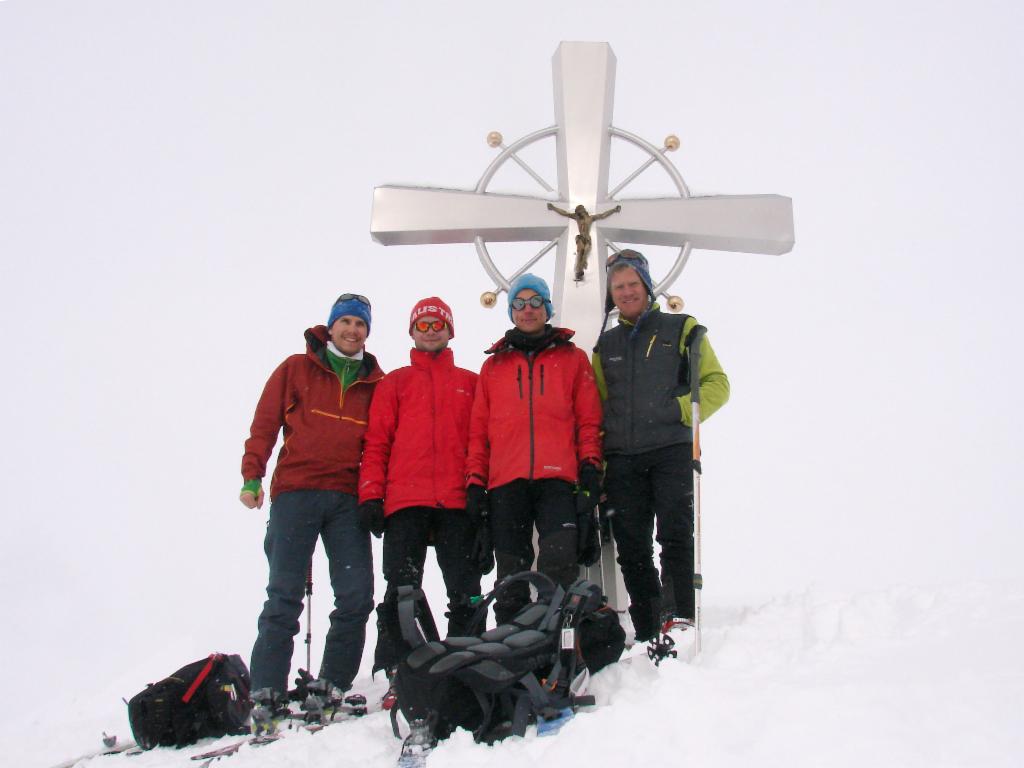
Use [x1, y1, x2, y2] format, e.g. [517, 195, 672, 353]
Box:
[474, 125, 693, 312]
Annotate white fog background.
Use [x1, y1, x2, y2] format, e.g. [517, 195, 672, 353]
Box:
[1, 0, 1022, 761]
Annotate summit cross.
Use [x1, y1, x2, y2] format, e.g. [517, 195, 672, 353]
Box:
[370, 41, 794, 352]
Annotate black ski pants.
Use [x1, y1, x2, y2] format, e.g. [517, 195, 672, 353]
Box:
[488, 478, 578, 625]
[605, 442, 694, 639]
[373, 506, 482, 673]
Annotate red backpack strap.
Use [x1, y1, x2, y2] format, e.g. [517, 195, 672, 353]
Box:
[182, 653, 222, 703]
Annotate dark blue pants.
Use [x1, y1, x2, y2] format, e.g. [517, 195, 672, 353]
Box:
[250, 490, 373, 694]
[605, 443, 694, 639]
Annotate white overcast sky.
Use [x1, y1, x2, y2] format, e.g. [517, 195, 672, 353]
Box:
[1, 0, 1022, 711]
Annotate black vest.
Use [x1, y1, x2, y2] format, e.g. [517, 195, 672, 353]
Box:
[597, 310, 692, 456]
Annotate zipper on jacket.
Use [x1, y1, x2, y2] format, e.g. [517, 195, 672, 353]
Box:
[431, 363, 439, 507]
[626, 329, 635, 452]
[540, 364, 545, 395]
[337, 378, 358, 412]
[527, 354, 536, 480]
[645, 333, 657, 359]
[517, 366, 523, 399]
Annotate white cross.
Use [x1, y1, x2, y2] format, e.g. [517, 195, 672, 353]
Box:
[370, 42, 795, 353]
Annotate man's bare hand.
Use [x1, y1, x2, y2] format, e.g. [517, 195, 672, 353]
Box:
[240, 488, 264, 509]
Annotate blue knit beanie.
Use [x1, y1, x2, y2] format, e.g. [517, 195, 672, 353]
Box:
[328, 295, 372, 334]
[508, 273, 553, 321]
[605, 249, 654, 312]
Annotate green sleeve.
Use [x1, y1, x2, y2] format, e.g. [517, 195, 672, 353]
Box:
[676, 316, 730, 426]
[591, 351, 608, 401]
[241, 478, 262, 496]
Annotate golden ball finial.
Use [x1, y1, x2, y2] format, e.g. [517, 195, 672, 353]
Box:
[667, 295, 685, 312]
[664, 134, 680, 152]
[486, 131, 503, 148]
[480, 291, 498, 308]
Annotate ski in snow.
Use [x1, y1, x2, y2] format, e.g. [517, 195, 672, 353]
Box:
[49, 734, 140, 768]
[189, 693, 373, 764]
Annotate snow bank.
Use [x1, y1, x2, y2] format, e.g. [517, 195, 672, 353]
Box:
[26, 581, 1023, 768]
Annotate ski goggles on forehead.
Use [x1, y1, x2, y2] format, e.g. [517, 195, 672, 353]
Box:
[606, 250, 650, 271]
[510, 295, 547, 310]
[413, 319, 448, 333]
[334, 293, 371, 307]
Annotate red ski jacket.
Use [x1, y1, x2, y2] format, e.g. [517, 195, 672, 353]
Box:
[241, 325, 385, 499]
[359, 348, 478, 515]
[466, 328, 602, 490]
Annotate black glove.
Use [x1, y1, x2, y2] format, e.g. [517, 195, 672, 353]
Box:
[358, 499, 386, 538]
[576, 463, 602, 566]
[466, 484, 494, 574]
[466, 483, 488, 524]
[472, 518, 495, 575]
[576, 463, 602, 515]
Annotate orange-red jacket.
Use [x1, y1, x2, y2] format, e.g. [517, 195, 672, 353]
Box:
[358, 348, 478, 515]
[241, 325, 384, 499]
[466, 328, 602, 490]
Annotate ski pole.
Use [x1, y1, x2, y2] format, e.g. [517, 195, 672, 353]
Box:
[687, 325, 707, 656]
[305, 560, 313, 674]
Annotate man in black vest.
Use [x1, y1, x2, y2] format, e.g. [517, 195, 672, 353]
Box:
[592, 250, 730, 643]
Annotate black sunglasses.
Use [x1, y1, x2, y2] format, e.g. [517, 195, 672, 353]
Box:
[334, 293, 372, 308]
[510, 295, 546, 310]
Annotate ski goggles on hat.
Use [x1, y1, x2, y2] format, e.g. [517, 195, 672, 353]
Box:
[413, 319, 448, 333]
[334, 293, 371, 307]
[606, 249, 650, 271]
[510, 295, 546, 310]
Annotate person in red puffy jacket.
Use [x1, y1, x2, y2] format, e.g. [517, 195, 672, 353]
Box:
[358, 297, 481, 683]
[465, 274, 604, 624]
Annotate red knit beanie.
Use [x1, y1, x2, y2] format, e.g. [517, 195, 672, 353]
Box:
[408, 297, 455, 338]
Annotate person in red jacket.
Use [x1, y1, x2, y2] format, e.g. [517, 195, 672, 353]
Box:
[358, 298, 481, 687]
[466, 274, 604, 624]
[240, 293, 384, 730]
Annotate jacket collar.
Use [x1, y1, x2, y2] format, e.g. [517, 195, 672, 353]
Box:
[410, 347, 454, 370]
[617, 302, 661, 331]
[305, 325, 384, 383]
[486, 325, 575, 355]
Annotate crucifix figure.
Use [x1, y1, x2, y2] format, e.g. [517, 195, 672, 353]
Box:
[547, 202, 622, 281]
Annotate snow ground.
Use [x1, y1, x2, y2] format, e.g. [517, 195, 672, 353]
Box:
[25, 580, 1023, 768]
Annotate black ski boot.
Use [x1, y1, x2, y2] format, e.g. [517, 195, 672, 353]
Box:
[301, 678, 345, 724]
[629, 596, 661, 644]
[250, 687, 288, 737]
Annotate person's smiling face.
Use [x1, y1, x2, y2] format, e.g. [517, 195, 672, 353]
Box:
[511, 289, 547, 334]
[610, 266, 648, 322]
[329, 315, 368, 355]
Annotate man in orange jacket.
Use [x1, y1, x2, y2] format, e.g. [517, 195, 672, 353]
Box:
[240, 293, 383, 728]
[358, 298, 480, 688]
[466, 274, 603, 624]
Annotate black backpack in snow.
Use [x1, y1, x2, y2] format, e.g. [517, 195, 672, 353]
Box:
[392, 572, 625, 743]
[127, 652, 252, 749]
